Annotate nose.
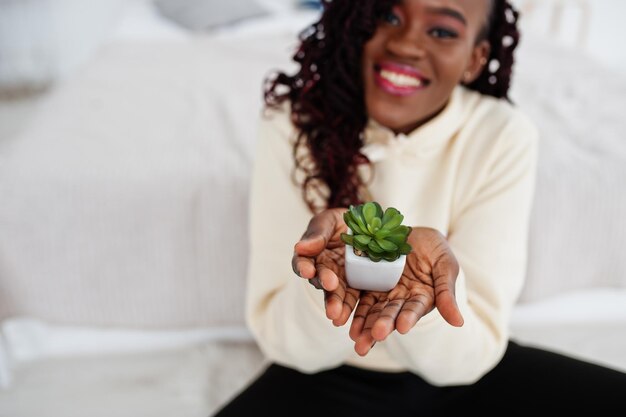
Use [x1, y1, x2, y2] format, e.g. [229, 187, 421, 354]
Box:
[385, 27, 426, 60]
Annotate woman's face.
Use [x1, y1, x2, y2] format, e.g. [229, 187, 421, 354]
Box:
[363, 0, 492, 134]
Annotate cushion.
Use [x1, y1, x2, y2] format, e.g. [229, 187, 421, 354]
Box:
[153, 0, 270, 31]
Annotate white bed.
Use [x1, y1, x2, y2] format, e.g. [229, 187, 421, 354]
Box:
[1, 1, 625, 416]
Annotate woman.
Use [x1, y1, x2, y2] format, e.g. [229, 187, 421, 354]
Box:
[214, 0, 626, 415]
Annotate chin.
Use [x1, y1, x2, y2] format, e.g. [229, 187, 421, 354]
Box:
[367, 102, 412, 132]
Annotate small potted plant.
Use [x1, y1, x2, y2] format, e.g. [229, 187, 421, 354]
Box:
[340, 202, 412, 291]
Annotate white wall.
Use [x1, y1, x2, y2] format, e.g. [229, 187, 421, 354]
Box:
[514, 0, 626, 73]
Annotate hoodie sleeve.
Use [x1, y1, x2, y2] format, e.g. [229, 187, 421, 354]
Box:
[244, 107, 355, 373]
[383, 112, 539, 385]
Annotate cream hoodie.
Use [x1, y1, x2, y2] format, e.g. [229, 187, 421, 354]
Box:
[245, 85, 539, 385]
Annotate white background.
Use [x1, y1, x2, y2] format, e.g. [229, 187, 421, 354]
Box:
[513, 0, 625, 73]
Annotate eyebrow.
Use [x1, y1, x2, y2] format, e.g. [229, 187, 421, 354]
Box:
[425, 7, 467, 26]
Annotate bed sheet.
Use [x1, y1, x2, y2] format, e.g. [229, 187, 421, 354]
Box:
[2, 287, 626, 367]
[1, 288, 625, 416]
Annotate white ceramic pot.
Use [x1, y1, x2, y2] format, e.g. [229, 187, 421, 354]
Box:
[344, 245, 406, 292]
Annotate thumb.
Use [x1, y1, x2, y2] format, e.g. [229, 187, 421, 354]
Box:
[435, 290, 464, 327]
[433, 258, 464, 327]
[294, 234, 327, 257]
[294, 211, 340, 256]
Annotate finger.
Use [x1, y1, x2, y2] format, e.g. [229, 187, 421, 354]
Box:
[354, 301, 385, 356]
[396, 297, 430, 334]
[432, 257, 464, 327]
[371, 299, 403, 341]
[354, 324, 377, 356]
[435, 289, 464, 327]
[294, 235, 326, 257]
[292, 253, 316, 279]
[354, 337, 377, 357]
[332, 289, 359, 327]
[349, 294, 375, 341]
[318, 264, 339, 292]
[354, 319, 379, 356]
[294, 212, 339, 256]
[324, 290, 343, 321]
[309, 277, 323, 290]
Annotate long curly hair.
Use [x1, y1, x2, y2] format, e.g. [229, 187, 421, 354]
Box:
[264, 0, 521, 214]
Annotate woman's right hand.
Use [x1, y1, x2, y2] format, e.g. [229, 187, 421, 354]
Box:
[292, 208, 361, 327]
[349, 227, 464, 356]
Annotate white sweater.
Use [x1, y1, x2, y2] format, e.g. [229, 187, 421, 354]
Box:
[245, 85, 539, 385]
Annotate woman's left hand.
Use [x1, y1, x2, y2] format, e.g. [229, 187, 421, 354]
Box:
[292, 208, 362, 326]
[349, 227, 464, 356]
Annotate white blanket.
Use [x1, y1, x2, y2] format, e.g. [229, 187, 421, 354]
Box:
[1, 287, 625, 415]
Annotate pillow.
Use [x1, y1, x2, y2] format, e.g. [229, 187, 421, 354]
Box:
[295, 0, 322, 9]
[153, 0, 270, 31]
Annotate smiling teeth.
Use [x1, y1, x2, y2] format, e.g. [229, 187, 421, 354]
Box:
[380, 70, 422, 87]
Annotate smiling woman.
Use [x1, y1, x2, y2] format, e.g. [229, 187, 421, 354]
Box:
[212, 0, 626, 415]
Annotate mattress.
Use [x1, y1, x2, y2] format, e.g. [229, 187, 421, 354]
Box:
[2, 288, 626, 367]
[1, 287, 625, 416]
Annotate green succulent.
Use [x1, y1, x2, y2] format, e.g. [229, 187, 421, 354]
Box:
[340, 201, 412, 262]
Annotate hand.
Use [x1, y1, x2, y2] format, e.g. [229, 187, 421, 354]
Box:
[349, 227, 464, 356]
[292, 208, 361, 326]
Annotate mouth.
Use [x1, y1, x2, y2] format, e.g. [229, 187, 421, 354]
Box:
[373, 62, 430, 97]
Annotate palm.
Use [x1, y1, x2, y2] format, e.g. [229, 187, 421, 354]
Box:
[349, 227, 463, 356]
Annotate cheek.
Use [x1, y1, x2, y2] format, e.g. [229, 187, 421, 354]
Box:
[435, 50, 471, 81]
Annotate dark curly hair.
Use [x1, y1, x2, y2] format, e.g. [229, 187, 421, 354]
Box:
[264, 0, 521, 214]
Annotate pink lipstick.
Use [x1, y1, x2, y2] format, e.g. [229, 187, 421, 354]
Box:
[373, 62, 429, 96]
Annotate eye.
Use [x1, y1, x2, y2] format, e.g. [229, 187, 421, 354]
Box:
[429, 27, 458, 39]
[381, 10, 401, 26]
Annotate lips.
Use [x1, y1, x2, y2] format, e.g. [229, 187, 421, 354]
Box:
[373, 62, 430, 96]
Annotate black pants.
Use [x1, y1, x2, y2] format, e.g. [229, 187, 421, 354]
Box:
[212, 340, 626, 416]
